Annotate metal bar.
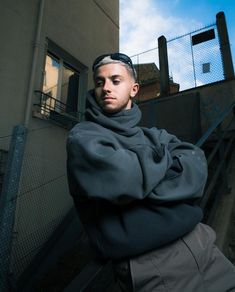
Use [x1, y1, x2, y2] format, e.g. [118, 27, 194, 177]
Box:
[196, 101, 235, 147]
[158, 36, 170, 97]
[167, 23, 216, 43]
[206, 125, 229, 165]
[34, 90, 83, 115]
[197, 100, 235, 217]
[199, 134, 234, 210]
[64, 260, 114, 292]
[0, 125, 27, 291]
[216, 11, 234, 79]
[200, 159, 224, 210]
[24, 0, 45, 127]
[190, 33, 197, 87]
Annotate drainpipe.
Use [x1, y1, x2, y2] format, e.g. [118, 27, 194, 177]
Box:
[24, 0, 45, 127]
[0, 2, 45, 289]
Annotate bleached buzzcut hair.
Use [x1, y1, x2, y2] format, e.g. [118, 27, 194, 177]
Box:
[93, 55, 137, 82]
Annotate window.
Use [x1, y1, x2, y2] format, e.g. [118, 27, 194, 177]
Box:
[202, 62, 211, 74]
[38, 40, 88, 124]
[43, 52, 79, 114]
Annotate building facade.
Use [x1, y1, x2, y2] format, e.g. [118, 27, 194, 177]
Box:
[134, 63, 179, 102]
[0, 0, 119, 288]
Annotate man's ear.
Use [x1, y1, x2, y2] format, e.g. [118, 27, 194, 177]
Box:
[130, 83, 139, 98]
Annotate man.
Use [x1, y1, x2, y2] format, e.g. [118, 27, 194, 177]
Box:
[67, 53, 235, 291]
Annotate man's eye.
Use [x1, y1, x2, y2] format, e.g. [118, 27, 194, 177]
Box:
[95, 80, 104, 87]
[113, 79, 120, 85]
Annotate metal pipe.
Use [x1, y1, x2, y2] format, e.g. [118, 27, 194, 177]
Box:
[24, 0, 45, 127]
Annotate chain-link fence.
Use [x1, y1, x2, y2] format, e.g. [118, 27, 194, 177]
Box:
[0, 125, 27, 290]
[0, 124, 74, 289]
[11, 125, 73, 280]
[131, 47, 160, 73]
[167, 23, 224, 91]
[129, 22, 226, 99]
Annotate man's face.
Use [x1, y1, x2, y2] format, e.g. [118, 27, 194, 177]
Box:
[94, 63, 139, 114]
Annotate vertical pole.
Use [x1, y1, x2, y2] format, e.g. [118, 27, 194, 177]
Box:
[136, 54, 140, 103]
[190, 33, 197, 87]
[158, 36, 170, 97]
[216, 11, 234, 80]
[24, 0, 45, 126]
[0, 125, 27, 291]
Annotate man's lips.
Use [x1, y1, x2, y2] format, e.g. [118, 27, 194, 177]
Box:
[102, 96, 115, 100]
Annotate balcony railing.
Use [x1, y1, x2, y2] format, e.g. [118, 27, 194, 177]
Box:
[34, 90, 84, 128]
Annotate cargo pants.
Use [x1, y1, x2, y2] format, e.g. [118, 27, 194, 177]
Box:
[113, 223, 235, 292]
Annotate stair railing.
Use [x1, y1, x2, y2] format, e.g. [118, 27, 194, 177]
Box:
[196, 101, 235, 222]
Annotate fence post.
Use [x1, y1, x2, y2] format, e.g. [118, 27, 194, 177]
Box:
[158, 36, 170, 97]
[0, 125, 27, 291]
[216, 11, 234, 80]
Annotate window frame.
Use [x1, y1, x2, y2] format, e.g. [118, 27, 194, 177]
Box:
[42, 39, 88, 117]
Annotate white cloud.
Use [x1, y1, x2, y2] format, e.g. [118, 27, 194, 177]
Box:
[120, 0, 208, 90]
[120, 0, 201, 57]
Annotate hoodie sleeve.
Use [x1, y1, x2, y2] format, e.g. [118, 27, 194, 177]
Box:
[67, 127, 207, 204]
[67, 130, 170, 204]
[149, 138, 208, 202]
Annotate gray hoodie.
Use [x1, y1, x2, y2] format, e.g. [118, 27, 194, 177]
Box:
[66, 91, 207, 259]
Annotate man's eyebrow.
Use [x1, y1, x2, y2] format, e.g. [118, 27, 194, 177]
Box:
[111, 74, 123, 79]
[95, 74, 123, 79]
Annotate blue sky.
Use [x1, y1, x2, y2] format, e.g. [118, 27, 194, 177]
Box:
[120, 0, 235, 66]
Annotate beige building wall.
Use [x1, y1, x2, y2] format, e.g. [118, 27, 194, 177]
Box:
[0, 0, 119, 134]
[0, 0, 119, 281]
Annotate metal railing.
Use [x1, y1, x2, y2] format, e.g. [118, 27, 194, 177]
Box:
[34, 90, 84, 128]
[0, 125, 27, 291]
[167, 23, 224, 91]
[197, 101, 235, 222]
[0, 124, 74, 291]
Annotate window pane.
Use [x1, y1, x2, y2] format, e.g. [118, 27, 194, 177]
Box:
[42, 54, 60, 113]
[41, 51, 80, 116]
[43, 54, 60, 99]
[61, 64, 79, 113]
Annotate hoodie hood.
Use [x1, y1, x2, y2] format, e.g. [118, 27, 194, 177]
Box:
[67, 90, 207, 260]
[85, 90, 142, 136]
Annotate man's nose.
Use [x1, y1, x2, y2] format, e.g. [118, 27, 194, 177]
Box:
[103, 80, 111, 92]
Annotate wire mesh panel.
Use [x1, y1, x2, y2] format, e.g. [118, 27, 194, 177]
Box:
[8, 125, 73, 282]
[131, 47, 160, 70]
[127, 22, 226, 97]
[0, 129, 14, 291]
[192, 26, 223, 86]
[130, 48, 161, 102]
[167, 24, 224, 91]
[167, 33, 195, 91]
